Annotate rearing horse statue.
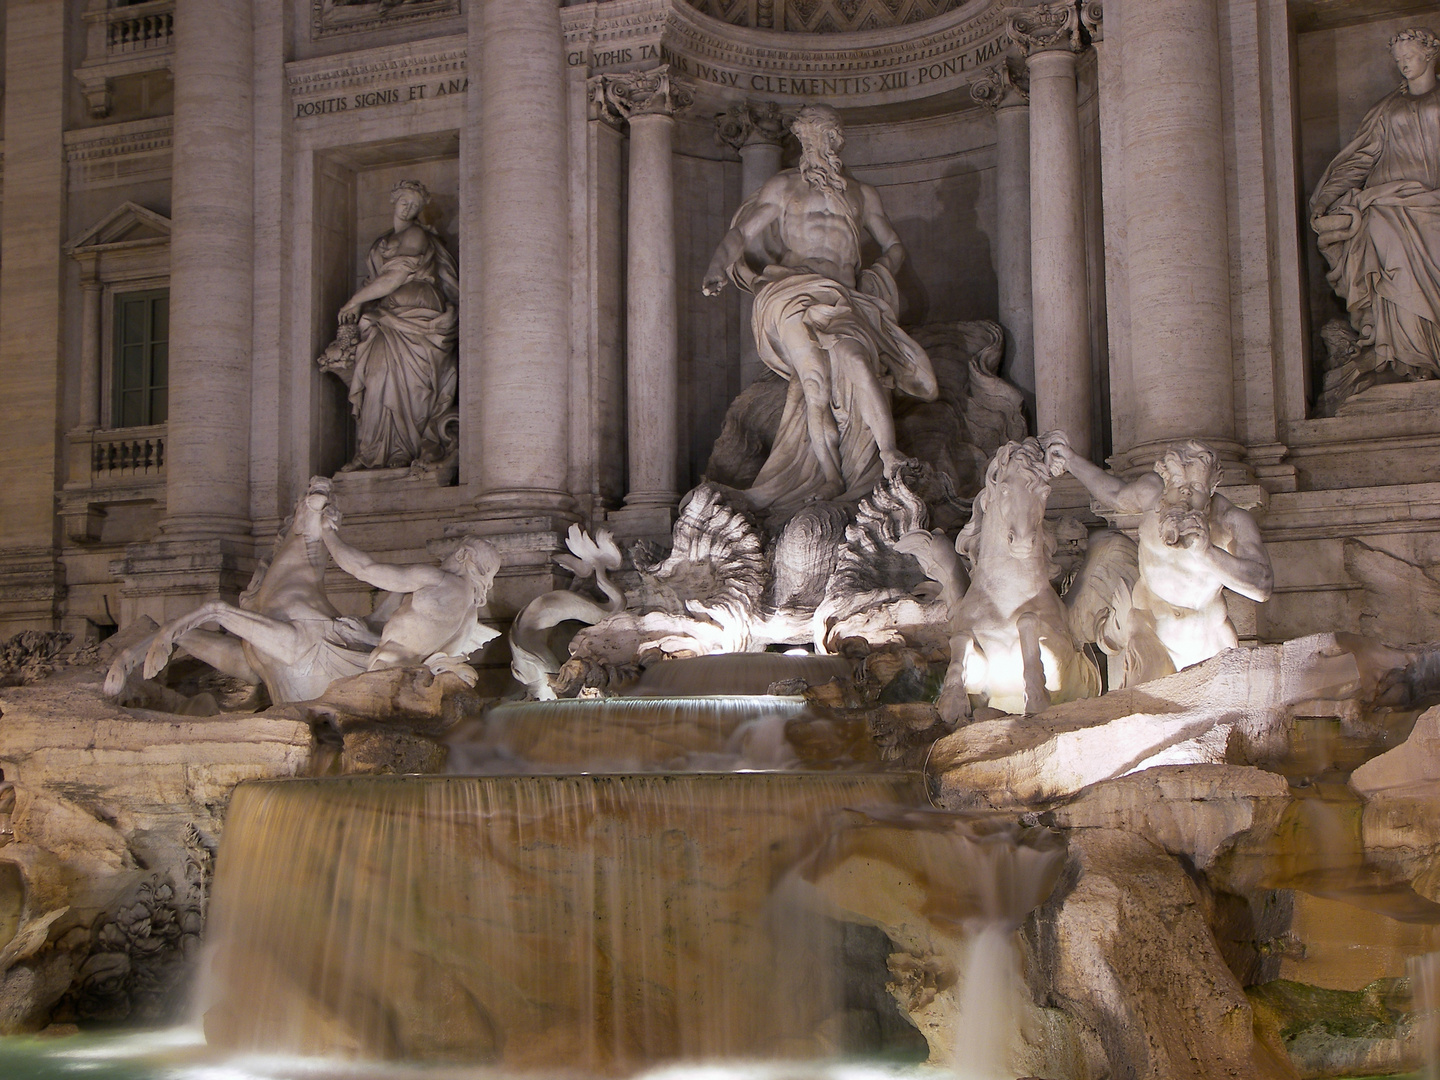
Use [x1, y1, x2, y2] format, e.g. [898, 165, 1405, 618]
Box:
[906, 437, 1101, 722]
[104, 477, 377, 705]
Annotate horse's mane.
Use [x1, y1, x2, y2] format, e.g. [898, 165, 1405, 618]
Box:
[239, 479, 333, 610]
[955, 438, 1058, 572]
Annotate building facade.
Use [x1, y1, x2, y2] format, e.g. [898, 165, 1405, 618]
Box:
[0, 0, 1436, 653]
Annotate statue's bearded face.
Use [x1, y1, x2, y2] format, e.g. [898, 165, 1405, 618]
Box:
[1155, 464, 1213, 547]
[1160, 464, 1214, 513]
[794, 117, 847, 194]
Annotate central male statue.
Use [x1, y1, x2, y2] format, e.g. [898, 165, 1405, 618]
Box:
[703, 104, 938, 519]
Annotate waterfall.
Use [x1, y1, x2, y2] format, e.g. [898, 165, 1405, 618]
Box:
[202, 773, 923, 1069]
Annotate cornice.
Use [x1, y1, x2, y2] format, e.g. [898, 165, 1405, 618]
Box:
[286, 34, 467, 99]
[63, 116, 174, 162]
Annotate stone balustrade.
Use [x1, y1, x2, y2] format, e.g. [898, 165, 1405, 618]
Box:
[76, 0, 177, 118]
[67, 425, 167, 488]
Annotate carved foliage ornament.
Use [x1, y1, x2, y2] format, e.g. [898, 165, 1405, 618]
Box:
[714, 101, 789, 151]
[1005, 2, 1082, 55]
[590, 65, 696, 126]
[969, 56, 1029, 109]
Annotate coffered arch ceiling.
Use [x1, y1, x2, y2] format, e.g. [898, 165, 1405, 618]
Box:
[683, 0, 973, 35]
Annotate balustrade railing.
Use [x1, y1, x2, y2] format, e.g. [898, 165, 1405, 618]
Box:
[90, 428, 166, 481]
[103, 2, 173, 56]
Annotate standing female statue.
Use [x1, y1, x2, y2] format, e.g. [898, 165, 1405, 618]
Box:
[317, 179, 460, 472]
[1310, 28, 1440, 387]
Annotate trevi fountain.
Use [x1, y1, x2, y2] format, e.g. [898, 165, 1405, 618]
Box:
[3, 2, 1440, 1079]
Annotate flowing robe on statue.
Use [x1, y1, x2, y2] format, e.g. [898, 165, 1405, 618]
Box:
[723, 239, 936, 520]
[1311, 85, 1440, 375]
[349, 227, 460, 469]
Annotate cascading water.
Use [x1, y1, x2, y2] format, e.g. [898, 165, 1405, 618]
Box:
[1409, 950, 1440, 1079]
[450, 696, 819, 774]
[784, 807, 1067, 1078]
[200, 771, 927, 1069]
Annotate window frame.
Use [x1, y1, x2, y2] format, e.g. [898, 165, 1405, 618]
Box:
[109, 285, 170, 429]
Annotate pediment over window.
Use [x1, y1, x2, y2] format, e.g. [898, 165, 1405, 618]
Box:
[67, 202, 171, 255]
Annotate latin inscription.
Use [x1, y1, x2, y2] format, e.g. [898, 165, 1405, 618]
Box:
[565, 36, 1004, 97]
[294, 76, 469, 118]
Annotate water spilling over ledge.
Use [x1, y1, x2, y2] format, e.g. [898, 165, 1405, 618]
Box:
[201, 772, 937, 1069]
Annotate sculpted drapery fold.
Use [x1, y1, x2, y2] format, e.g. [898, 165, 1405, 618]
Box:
[1311, 28, 1440, 382]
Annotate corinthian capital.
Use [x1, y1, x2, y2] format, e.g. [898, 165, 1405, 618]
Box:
[589, 65, 695, 126]
[970, 56, 1030, 109]
[1005, 2, 1082, 55]
[1080, 1, 1103, 42]
[714, 100, 788, 152]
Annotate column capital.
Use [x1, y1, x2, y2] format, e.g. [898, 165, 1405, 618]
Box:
[1080, 1, 1103, 43]
[970, 56, 1030, 109]
[1005, 2, 1083, 55]
[589, 65, 695, 126]
[714, 100, 788, 152]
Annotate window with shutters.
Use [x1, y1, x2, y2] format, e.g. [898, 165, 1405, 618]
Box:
[111, 288, 168, 428]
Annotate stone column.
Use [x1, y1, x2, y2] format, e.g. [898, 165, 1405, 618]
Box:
[79, 277, 103, 429]
[971, 59, 1034, 405]
[716, 102, 787, 389]
[471, 0, 575, 522]
[1113, 0, 1236, 466]
[594, 67, 694, 530]
[0, 0, 67, 632]
[162, 0, 254, 537]
[1008, 3, 1092, 458]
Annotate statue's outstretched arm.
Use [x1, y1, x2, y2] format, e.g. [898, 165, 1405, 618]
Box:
[703, 184, 782, 294]
[338, 264, 412, 320]
[1049, 431, 1158, 513]
[321, 523, 446, 595]
[1310, 101, 1387, 219]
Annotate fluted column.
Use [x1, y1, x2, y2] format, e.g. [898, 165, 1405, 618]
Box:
[161, 0, 254, 536]
[472, 0, 574, 520]
[1008, 4, 1092, 458]
[1114, 0, 1236, 464]
[594, 67, 694, 519]
[972, 59, 1034, 404]
[716, 102, 787, 389]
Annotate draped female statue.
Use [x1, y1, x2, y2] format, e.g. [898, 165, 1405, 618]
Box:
[317, 179, 460, 472]
[1311, 28, 1440, 391]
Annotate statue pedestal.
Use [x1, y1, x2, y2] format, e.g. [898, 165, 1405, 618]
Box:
[328, 459, 458, 493]
[605, 503, 676, 547]
[1335, 380, 1440, 418]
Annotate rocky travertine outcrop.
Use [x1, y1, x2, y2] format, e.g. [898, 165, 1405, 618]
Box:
[931, 635, 1365, 809]
[0, 666, 314, 1031]
[1026, 828, 1296, 1080]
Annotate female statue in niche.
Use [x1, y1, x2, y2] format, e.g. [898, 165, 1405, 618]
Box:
[317, 178, 460, 472]
[1310, 27, 1440, 400]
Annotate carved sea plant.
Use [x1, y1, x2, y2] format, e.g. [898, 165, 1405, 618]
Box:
[564, 485, 768, 671]
[813, 462, 954, 652]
